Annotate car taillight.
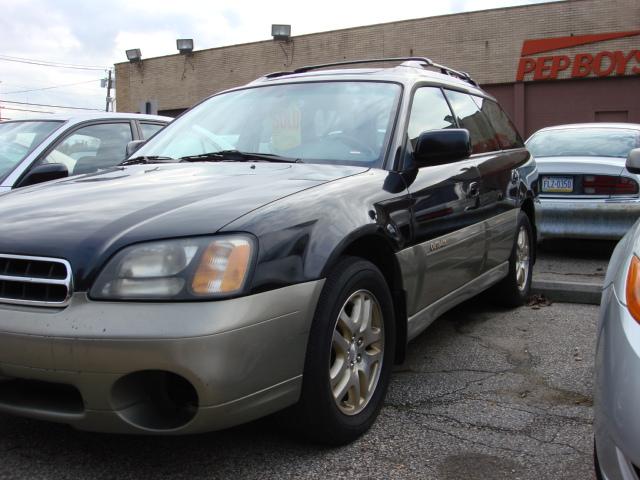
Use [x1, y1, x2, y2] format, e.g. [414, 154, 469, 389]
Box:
[627, 256, 640, 323]
[583, 175, 639, 195]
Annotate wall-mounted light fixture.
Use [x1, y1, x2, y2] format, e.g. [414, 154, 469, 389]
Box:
[271, 24, 291, 41]
[176, 39, 194, 55]
[125, 48, 142, 63]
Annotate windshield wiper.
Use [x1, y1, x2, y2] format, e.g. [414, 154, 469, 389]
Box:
[119, 155, 176, 166]
[179, 150, 302, 163]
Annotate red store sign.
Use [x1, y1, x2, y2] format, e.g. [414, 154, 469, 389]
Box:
[516, 30, 640, 81]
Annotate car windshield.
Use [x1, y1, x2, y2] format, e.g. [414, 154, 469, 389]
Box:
[0, 120, 63, 180]
[526, 127, 640, 158]
[135, 81, 401, 166]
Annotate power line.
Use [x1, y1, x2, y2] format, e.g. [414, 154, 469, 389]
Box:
[2, 78, 103, 95]
[0, 100, 102, 111]
[0, 53, 107, 69]
[0, 106, 55, 114]
[0, 55, 107, 71]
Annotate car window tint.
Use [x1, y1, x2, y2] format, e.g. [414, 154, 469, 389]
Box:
[472, 96, 524, 149]
[407, 87, 456, 149]
[444, 90, 500, 154]
[41, 123, 133, 176]
[140, 123, 164, 139]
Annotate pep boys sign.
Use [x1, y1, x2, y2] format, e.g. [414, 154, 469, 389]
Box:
[516, 30, 640, 81]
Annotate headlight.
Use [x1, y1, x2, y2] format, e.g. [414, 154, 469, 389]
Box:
[90, 235, 255, 300]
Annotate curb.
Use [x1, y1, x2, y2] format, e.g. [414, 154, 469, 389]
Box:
[531, 279, 602, 305]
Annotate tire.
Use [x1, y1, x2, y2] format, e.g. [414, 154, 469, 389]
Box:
[290, 256, 396, 445]
[490, 211, 533, 307]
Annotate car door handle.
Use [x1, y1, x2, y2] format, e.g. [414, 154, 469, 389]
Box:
[466, 182, 480, 198]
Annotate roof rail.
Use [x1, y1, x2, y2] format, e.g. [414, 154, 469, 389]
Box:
[262, 57, 478, 86]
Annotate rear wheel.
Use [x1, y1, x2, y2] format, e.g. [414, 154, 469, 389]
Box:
[290, 256, 396, 445]
[490, 212, 533, 307]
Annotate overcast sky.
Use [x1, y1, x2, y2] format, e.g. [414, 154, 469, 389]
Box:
[0, 0, 556, 120]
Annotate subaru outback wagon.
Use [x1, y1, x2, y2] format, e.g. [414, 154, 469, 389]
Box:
[0, 58, 537, 444]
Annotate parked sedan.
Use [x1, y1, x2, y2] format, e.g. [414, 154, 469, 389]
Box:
[0, 112, 170, 192]
[526, 123, 640, 241]
[594, 169, 640, 478]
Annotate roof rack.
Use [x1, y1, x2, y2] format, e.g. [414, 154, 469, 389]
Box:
[263, 57, 478, 86]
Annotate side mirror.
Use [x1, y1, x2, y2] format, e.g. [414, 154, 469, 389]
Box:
[414, 129, 472, 167]
[17, 163, 68, 188]
[126, 140, 146, 158]
[626, 148, 640, 174]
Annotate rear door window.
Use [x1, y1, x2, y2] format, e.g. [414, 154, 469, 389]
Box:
[472, 97, 524, 150]
[140, 122, 165, 139]
[444, 90, 500, 154]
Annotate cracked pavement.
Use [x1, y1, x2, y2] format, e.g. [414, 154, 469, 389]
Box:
[533, 239, 613, 286]
[0, 298, 597, 480]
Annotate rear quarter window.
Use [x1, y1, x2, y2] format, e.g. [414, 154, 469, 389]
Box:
[473, 97, 524, 150]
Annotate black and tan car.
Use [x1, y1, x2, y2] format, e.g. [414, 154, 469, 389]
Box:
[0, 58, 537, 444]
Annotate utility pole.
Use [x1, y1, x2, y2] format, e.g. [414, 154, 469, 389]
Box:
[105, 69, 112, 112]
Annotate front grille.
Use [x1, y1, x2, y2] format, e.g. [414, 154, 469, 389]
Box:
[0, 254, 72, 307]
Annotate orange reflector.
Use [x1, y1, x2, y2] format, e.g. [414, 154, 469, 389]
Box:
[626, 256, 640, 323]
[191, 240, 251, 295]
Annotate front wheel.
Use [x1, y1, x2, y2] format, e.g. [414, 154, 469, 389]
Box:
[490, 212, 533, 307]
[291, 256, 396, 445]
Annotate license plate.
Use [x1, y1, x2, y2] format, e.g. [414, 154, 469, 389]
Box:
[542, 176, 573, 193]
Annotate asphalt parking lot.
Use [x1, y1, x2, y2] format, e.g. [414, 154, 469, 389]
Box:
[0, 296, 597, 480]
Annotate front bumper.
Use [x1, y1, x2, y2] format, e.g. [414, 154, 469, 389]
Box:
[595, 285, 640, 479]
[536, 198, 640, 241]
[0, 280, 324, 434]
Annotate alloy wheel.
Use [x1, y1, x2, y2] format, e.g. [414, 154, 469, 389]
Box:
[516, 225, 530, 291]
[329, 289, 385, 415]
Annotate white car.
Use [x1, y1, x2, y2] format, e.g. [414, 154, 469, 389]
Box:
[526, 123, 640, 241]
[0, 112, 171, 192]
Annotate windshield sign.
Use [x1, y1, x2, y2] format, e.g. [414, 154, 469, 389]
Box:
[527, 128, 640, 158]
[135, 82, 401, 166]
[0, 121, 62, 180]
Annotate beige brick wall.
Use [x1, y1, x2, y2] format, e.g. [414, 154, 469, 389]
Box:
[115, 0, 640, 113]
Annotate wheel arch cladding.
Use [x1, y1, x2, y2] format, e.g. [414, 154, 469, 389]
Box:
[328, 233, 408, 364]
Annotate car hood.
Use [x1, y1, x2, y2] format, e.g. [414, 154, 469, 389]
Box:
[0, 162, 367, 288]
[535, 156, 627, 177]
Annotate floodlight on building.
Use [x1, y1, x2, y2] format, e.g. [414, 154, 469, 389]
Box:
[177, 38, 194, 55]
[126, 48, 142, 62]
[271, 24, 291, 41]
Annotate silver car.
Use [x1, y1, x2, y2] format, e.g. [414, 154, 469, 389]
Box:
[526, 123, 640, 241]
[0, 112, 170, 192]
[594, 196, 640, 478]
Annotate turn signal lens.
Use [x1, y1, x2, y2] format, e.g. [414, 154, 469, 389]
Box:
[626, 256, 640, 322]
[191, 239, 252, 295]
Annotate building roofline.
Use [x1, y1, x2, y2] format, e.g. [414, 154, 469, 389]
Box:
[115, 0, 578, 66]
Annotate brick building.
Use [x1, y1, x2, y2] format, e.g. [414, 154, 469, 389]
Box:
[114, 0, 640, 137]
